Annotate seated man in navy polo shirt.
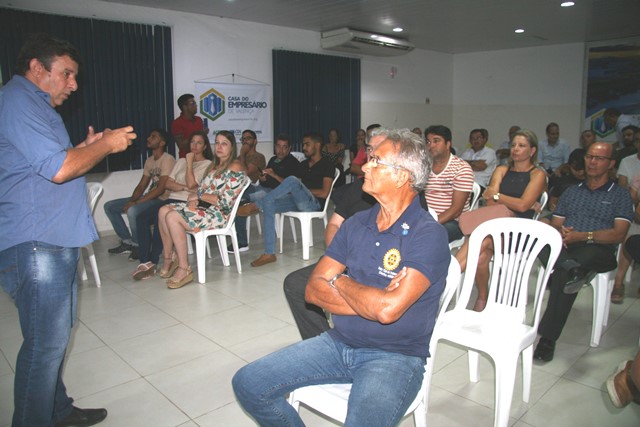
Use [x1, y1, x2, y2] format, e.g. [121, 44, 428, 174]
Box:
[534, 142, 633, 362]
[232, 128, 450, 426]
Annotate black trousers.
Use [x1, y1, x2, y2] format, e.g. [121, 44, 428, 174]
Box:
[538, 243, 617, 341]
[283, 260, 331, 340]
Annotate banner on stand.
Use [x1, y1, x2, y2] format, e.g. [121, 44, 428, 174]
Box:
[195, 82, 272, 141]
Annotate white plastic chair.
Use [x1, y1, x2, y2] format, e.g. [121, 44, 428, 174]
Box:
[279, 169, 340, 260]
[186, 179, 251, 283]
[288, 255, 462, 427]
[587, 243, 622, 347]
[79, 183, 103, 287]
[431, 218, 562, 427]
[449, 182, 482, 251]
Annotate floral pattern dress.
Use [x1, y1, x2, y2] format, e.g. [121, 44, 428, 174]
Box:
[169, 169, 247, 233]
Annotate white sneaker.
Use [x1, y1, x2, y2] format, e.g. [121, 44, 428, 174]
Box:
[227, 244, 249, 253]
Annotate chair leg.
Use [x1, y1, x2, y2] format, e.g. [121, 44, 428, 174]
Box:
[289, 217, 297, 243]
[274, 213, 279, 238]
[229, 232, 243, 273]
[468, 350, 480, 383]
[493, 355, 518, 427]
[257, 213, 263, 235]
[625, 260, 633, 282]
[522, 345, 533, 403]
[603, 274, 614, 327]
[217, 236, 231, 267]
[87, 243, 101, 287]
[187, 234, 194, 254]
[300, 218, 311, 260]
[279, 214, 285, 254]
[78, 248, 88, 281]
[590, 273, 611, 347]
[246, 216, 251, 243]
[194, 234, 207, 284]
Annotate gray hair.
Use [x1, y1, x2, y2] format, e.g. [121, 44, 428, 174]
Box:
[370, 127, 431, 192]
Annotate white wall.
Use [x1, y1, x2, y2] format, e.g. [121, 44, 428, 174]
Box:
[8, 0, 590, 233]
[452, 43, 586, 152]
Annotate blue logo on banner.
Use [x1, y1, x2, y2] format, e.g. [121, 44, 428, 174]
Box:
[200, 88, 225, 122]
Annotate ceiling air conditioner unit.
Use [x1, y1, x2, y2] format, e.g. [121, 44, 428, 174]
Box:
[321, 28, 415, 57]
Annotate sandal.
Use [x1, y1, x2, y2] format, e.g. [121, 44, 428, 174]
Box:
[159, 254, 178, 278]
[132, 262, 156, 281]
[167, 266, 193, 289]
[611, 284, 625, 304]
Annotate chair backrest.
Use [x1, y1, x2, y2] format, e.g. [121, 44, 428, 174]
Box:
[342, 148, 351, 171]
[319, 168, 341, 214]
[290, 151, 306, 162]
[438, 256, 462, 321]
[458, 217, 562, 325]
[469, 182, 482, 211]
[86, 182, 104, 214]
[428, 207, 438, 221]
[223, 178, 252, 231]
[538, 191, 548, 212]
[532, 191, 549, 221]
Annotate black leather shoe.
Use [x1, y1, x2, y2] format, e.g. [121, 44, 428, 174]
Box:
[56, 406, 107, 427]
[533, 337, 556, 362]
[563, 267, 597, 294]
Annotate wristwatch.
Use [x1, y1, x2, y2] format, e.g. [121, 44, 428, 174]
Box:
[328, 273, 349, 289]
[586, 231, 594, 244]
[493, 193, 500, 201]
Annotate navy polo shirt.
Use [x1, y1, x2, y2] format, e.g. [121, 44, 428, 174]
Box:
[554, 180, 633, 232]
[326, 196, 450, 359]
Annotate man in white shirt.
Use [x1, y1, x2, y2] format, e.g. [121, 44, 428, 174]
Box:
[604, 107, 640, 148]
[539, 122, 571, 174]
[460, 128, 496, 190]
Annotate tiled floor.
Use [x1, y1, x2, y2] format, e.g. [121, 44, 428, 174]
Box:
[0, 219, 639, 427]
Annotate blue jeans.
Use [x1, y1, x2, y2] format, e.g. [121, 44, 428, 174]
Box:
[255, 177, 321, 254]
[0, 242, 79, 427]
[103, 197, 164, 245]
[232, 332, 425, 427]
[135, 199, 179, 264]
[234, 185, 272, 247]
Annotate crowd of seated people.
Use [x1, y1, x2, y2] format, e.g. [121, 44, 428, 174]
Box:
[98, 120, 639, 422]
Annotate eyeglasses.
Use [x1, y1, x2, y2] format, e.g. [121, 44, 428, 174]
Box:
[241, 136, 255, 141]
[367, 154, 407, 171]
[584, 154, 612, 162]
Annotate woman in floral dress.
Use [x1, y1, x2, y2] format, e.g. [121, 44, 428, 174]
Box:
[157, 130, 247, 288]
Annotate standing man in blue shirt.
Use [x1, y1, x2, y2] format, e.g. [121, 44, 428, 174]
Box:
[232, 128, 450, 426]
[0, 34, 135, 427]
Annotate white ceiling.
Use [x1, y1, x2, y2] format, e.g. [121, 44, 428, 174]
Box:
[101, 0, 640, 53]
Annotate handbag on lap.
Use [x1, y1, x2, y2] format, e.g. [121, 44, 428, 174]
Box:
[458, 204, 515, 235]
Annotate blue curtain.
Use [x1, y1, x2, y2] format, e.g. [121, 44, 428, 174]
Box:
[272, 50, 360, 151]
[0, 7, 174, 172]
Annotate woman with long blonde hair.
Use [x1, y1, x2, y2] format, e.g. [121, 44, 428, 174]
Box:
[157, 130, 247, 289]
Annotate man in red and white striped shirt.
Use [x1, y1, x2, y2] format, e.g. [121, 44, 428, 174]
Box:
[425, 125, 475, 242]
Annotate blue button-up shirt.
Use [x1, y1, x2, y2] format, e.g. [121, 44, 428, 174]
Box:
[326, 196, 450, 359]
[0, 75, 97, 251]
